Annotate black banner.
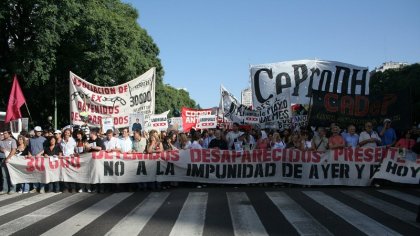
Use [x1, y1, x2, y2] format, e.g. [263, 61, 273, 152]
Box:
[310, 91, 411, 130]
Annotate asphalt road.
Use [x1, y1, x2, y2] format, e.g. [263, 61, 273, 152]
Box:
[0, 186, 419, 236]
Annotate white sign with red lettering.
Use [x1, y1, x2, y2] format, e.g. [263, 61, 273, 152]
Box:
[149, 111, 169, 131]
[69, 68, 155, 128]
[197, 115, 217, 129]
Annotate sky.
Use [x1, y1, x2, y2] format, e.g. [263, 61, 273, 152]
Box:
[125, 0, 420, 108]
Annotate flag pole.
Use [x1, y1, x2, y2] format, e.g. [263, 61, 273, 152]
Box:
[24, 103, 33, 122]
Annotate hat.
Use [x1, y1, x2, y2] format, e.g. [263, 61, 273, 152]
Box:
[383, 118, 391, 124]
[54, 130, 62, 134]
[34, 126, 43, 132]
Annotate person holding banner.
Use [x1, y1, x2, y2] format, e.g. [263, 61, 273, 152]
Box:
[226, 123, 244, 150]
[104, 129, 121, 153]
[342, 125, 359, 147]
[311, 127, 328, 152]
[177, 133, 191, 150]
[359, 122, 381, 148]
[43, 136, 62, 193]
[328, 124, 345, 150]
[208, 129, 228, 150]
[60, 128, 77, 193]
[85, 130, 105, 193]
[28, 126, 47, 193]
[16, 135, 30, 193]
[271, 132, 286, 150]
[119, 128, 133, 153]
[132, 130, 147, 153]
[190, 132, 203, 149]
[395, 130, 416, 150]
[0, 130, 17, 195]
[147, 131, 163, 153]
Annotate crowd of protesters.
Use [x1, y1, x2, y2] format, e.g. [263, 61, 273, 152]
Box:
[1, 117, 420, 195]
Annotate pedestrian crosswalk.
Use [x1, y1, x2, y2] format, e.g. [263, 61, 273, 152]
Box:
[0, 188, 418, 236]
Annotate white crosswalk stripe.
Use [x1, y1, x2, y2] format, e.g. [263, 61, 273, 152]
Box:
[377, 189, 420, 205]
[0, 193, 92, 235]
[0, 193, 59, 217]
[169, 192, 208, 236]
[0, 193, 23, 202]
[41, 193, 132, 236]
[227, 192, 268, 236]
[303, 191, 402, 236]
[105, 192, 170, 236]
[266, 191, 333, 236]
[342, 190, 420, 229]
[0, 189, 417, 236]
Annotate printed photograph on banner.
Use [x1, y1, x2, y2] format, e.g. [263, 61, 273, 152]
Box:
[168, 117, 183, 132]
[102, 116, 114, 133]
[129, 113, 144, 132]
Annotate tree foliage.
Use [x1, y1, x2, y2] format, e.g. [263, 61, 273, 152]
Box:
[370, 63, 420, 123]
[0, 0, 195, 127]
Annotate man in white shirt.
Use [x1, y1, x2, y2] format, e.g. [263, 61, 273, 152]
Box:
[359, 122, 381, 148]
[226, 123, 244, 150]
[119, 128, 133, 153]
[103, 129, 121, 152]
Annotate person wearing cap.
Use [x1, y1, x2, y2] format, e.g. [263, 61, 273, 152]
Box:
[377, 118, 397, 147]
[28, 126, 47, 193]
[0, 130, 17, 194]
[54, 130, 62, 144]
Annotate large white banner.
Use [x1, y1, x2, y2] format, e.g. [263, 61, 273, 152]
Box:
[70, 68, 156, 128]
[8, 148, 418, 185]
[250, 60, 370, 105]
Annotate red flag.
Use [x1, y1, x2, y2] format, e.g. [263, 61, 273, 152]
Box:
[5, 75, 26, 123]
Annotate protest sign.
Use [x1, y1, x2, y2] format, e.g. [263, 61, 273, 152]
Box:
[181, 107, 212, 132]
[150, 111, 169, 131]
[256, 90, 292, 130]
[311, 90, 411, 130]
[250, 60, 370, 105]
[69, 68, 155, 128]
[102, 117, 114, 133]
[197, 115, 217, 129]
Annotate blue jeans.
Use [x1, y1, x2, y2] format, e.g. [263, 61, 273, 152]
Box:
[48, 182, 60, 192]
[1, 159, 16, 193]
[20, 183, 30, 192]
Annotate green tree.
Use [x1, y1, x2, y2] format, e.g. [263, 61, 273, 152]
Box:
[370, 63, 420, 123]
[0, 0, 195, 127]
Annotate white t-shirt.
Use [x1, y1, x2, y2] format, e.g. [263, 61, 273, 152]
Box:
[104, 137, 121, 151]
[272, 141, 286, 149]
[190, 140, 202, 149]
[119, 137, 133, 153]
[359, 131, 381, 148]
[226, 131, 244, 150]
[60, 137, 76, 156]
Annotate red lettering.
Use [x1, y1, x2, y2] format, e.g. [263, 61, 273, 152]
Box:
[324, 93, 338, 112]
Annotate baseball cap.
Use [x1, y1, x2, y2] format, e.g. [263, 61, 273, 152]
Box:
[383, 118, 391, 124]
[54, 130, 62, 134]
[34, 126, 43, 132]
